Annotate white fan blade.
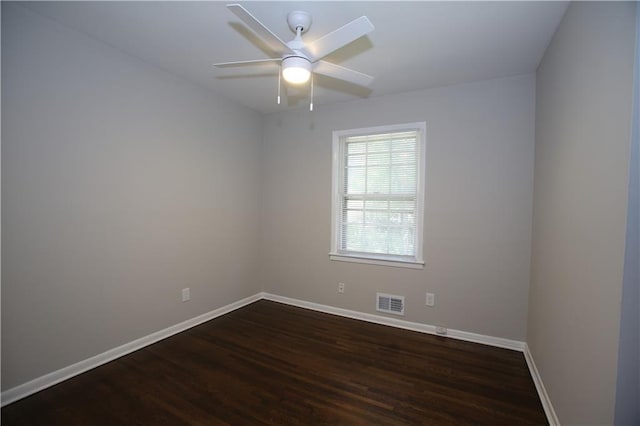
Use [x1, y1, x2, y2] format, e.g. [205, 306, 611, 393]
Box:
[227, 4, 293, 56]
[302, 16, 374, 62]
[313, 61, 374, 87]
[214, 58, 281, 68]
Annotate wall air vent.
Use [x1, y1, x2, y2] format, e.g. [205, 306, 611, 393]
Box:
[376, 293, 405, 316]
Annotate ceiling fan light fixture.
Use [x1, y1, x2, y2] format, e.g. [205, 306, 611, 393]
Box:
[282, 56, 311, 84]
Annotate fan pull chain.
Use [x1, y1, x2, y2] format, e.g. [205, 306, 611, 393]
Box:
[277, 69, 281, 105]
[309, 74, 314, 111]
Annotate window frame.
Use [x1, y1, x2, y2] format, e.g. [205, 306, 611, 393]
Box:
[330, 122, 426, 269]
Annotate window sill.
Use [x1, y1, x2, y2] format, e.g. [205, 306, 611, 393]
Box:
[329, 253, 424, 269]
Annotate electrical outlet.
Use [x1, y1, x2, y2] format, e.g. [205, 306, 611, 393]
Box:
[338, 282, 345, 293]
[426, 292, 435, 307]
[182, 288, 190, 302]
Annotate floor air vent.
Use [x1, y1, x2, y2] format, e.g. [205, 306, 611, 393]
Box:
[376, 293, 405, 316]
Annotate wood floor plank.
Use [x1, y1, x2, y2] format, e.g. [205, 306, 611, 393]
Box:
[2, 300, 547, 425]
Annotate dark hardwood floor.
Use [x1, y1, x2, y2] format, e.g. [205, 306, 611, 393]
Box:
[2, 300, 547, 425]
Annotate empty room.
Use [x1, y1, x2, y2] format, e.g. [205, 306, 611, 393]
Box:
[2, 1, 639, 425]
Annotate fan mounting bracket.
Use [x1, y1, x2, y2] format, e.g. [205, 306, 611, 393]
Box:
[287, 11, 311, 34]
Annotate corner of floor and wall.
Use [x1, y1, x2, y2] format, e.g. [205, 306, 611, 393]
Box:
[2, 2, 639, 425]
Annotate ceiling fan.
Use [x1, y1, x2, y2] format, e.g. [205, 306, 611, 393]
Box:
[214, 4, 375, 110]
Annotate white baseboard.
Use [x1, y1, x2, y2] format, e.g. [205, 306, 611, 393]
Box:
[524, 343, 559, 426]
[3, 291, 554, 426]
[0, 293, 262, 407]
[262, 293, 526, 351]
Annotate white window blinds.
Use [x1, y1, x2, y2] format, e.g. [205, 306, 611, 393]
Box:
[331, 123, 425, 267]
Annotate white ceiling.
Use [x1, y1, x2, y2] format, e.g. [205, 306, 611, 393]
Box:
[23, 1, 568, 114]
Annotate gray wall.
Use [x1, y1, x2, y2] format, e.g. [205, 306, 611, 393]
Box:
[528, 2, 637, 424]
[615, 6, 640, 424]
[1, 4, 263, 390]
[260, 74, 536, 341]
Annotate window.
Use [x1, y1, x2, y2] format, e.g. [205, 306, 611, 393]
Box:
[330, 122, 426, 268]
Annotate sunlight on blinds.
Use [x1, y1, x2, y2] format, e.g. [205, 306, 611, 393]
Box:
[340, 131, 418, 257]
